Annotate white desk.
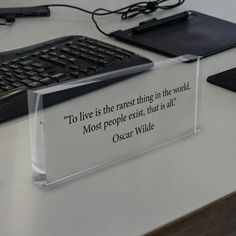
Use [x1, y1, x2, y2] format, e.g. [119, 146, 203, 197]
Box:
[0, 1, 236, 235]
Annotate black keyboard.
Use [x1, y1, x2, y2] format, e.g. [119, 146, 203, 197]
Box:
[0, 35, 152, 123]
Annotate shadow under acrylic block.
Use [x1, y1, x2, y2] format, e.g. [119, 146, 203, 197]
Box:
[28, 55, 201, 189]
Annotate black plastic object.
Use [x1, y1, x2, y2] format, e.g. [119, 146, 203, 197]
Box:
[111, 10, 236, 58]
[0, 6, 50, 23]
[207, 68, 236, 93]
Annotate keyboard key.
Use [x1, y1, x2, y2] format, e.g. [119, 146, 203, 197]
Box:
[49, 52, 58, 57]
[15, 74, 27, 80]
[119, 49, 133, 57]
[9, 64, 19, 69]
[5, 72, 14, 77]
[41, 73, 50, 78]
[69, 65, 79, 71]
[31, 76, 42, 81]
[88, 65, 98, 72]
[50, 72, 65, 81]
[14, 69, 24, 74]
[35, 67, 46, 73]
[24, 66, 34, 71]
[40, 77, 56, 85]
[12, 82, 24, 88]
[32, 52, 41, 57]
[40, 55, 50, 60]
[58, 77, 71, 82]
[50, 58, 67, 66]
[25, 71, 37, 76]
[0, 80, 8, 86]
[0, 67, 9, 72]
[70, 71, 80, 77]
[6, 77, 17, 83]
[12, 59, 20, 63]
[29, 81, 42, 88]
[97, 59, 108, 65]
[58, 54, 68, 60]
[42, 49, 49, 54]
[32, 62, 45, 68]
[22, 78, 33, 84]
[79, 68, 88, 74]
[61, 48, 72, 54]
[2, 85, 14, 90]
[19, 60, 33, 66]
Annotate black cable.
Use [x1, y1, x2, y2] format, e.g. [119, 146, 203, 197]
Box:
[39, 1, 185, 36]
[91, 8, 111, 36]
[1, 1, 185, 36]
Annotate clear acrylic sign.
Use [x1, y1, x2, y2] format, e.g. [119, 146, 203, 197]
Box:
[28, 56, 201, 188]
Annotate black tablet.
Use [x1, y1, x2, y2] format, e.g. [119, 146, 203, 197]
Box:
[111, 11, 236, 58]
[207, 68, 236, 93]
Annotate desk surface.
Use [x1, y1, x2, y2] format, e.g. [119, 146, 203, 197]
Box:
[0, 1, 236, 236]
